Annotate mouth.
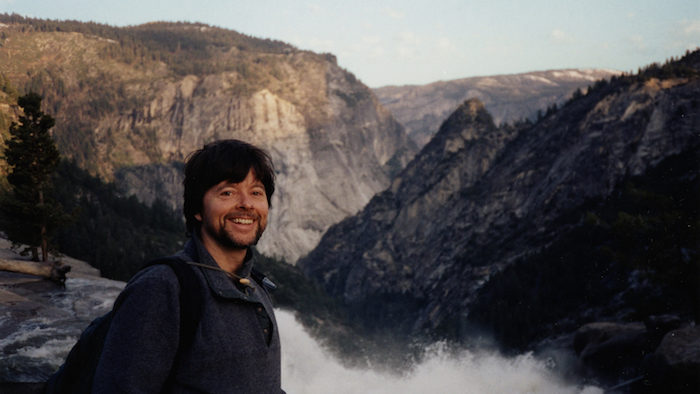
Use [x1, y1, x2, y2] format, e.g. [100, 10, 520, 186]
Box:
[227, 213, 258, 225]
[231, 218, 254, 225]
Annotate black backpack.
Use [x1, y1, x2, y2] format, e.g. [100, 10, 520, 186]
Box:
[45, 257, 204, 394]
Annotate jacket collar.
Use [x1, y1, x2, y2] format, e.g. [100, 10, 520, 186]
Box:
[180, 231, 261, 303]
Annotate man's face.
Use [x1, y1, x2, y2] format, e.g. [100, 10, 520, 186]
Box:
[195, 170, 269, 251]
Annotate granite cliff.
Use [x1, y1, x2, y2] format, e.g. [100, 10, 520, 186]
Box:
[0, 17, 416, 264]
[300, 51, 700, 337]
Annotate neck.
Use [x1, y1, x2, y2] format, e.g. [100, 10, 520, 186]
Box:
[197, 232, 248, 275]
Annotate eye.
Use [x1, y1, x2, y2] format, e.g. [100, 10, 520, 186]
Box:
[251, 186, 266, 197]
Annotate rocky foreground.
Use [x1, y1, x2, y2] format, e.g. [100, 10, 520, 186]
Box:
[0, 238, 124, 388]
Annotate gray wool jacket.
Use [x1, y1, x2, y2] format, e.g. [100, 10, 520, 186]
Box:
[92, 233, 284, 393]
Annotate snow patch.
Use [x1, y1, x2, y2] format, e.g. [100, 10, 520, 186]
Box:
[551, 70, 599, 81]
[525, 75, 557, 85]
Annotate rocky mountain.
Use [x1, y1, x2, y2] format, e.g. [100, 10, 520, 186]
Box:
[374, 69, 622, 147]
[0, 16, 416, 264]
[300, 51, 699, 339]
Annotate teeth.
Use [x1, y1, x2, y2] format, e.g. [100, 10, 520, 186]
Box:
[232, 218, 253, 224]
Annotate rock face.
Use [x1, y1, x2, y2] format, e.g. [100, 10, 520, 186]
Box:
[302, 99, 516, 332]
[0, 21, 416, 264]
[104, 62, 414, 264]
[299, 55, 700, 335]
[374, 69, 622, 147]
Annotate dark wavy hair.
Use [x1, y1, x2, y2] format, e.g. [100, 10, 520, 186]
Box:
[183, 140, 275, 233]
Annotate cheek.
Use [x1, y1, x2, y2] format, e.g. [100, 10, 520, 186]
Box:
[258, 205, 269, 224]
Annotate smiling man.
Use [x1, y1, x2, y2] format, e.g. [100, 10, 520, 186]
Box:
[195, 158, 270, 274]
[92, 140, 285, 393]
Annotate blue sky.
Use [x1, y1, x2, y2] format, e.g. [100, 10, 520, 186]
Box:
[1, 0, 698, 87]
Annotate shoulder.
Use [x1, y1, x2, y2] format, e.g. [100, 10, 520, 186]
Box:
[129, 264, 181, 287]
[130, 254, 201, 285]
[112, 264, 184, 311]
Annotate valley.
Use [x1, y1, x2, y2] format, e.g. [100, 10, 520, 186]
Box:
[0, 15, 697, 392]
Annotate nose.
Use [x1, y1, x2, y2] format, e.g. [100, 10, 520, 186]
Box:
[237, 192, 254, 210]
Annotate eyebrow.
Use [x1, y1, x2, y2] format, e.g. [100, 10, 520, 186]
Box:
[221, 179, 265, 190]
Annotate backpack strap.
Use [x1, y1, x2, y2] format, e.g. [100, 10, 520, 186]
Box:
[141, 257, 204, 391]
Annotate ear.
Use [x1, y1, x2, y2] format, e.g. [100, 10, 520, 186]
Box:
[194, 213, 202, 221]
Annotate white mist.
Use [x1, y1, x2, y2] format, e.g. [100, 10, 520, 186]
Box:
[277, 310, 602, 394]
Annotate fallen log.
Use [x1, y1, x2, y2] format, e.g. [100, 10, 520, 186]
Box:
[0, 258, 71, 283]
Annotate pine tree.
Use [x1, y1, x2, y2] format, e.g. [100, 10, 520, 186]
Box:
[1, 92, 70, 261]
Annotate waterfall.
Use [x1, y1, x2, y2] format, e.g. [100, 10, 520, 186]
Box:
[277, 310, 602, 394]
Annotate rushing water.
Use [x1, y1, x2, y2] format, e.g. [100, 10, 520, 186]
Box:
[0, 277, 602, 393]
[277, 310, 602, 394]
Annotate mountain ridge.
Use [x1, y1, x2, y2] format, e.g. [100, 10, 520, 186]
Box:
[374, 68, 623, 147]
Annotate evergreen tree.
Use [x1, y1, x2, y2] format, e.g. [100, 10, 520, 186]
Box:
[0, 92, 70, 261]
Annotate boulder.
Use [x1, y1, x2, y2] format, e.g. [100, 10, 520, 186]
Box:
[573, 322, 654, 383]
[644, 314, 681, 343]
[641, 326, 700, 394]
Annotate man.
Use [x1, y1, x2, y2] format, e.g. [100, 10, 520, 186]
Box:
[92, 140, 284, 393]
